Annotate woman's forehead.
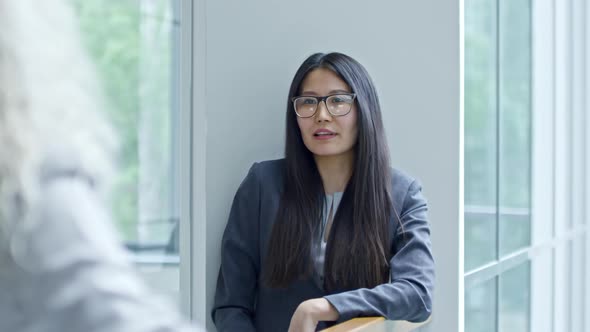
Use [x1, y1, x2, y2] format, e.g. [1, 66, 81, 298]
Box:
[300, 68, 351, 95]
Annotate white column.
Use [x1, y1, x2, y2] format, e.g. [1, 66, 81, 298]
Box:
[530, 0, 555, 331]
[570, 0, 586, 330]
[553, 0, 573, 330]
[585, 0, 590, 326]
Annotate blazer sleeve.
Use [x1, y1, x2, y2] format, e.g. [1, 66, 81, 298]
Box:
[212, 163, 261, 332]
[323, 180, 435, 323]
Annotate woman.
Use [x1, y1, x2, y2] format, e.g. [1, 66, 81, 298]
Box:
[0, 0, 202, 331]
[212, 52, 435, 332]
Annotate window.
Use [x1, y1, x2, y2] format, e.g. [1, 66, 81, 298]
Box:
[71, 0, 182, 302]
[464, 0, 532, 330]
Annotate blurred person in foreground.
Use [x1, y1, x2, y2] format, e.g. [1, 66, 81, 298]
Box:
[0, 0, 203, 331]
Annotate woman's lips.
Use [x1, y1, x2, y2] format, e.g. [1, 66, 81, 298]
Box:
[313, 129, 337, 140]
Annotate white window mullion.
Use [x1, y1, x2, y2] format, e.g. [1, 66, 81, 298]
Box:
[585, 0, 590, 325]
[531, 0, 556, 252]
[553, 0, 572, 331]
[554, 0, 572, 238]
[530, 0, 556, 331]
[571, 0, 585, 231]
[571, 0, 586, 331]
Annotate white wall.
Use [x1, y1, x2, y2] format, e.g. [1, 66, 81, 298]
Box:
[191, 1, 462, 331]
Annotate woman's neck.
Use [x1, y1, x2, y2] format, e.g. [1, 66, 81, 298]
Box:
[314, 151, 354, 194]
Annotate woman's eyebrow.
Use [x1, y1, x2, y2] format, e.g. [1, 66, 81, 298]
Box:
[329, 89, 351, 94]
[300, 90, 318, 96]
[299, 89, 350, 96]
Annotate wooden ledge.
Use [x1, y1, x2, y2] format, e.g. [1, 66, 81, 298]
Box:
[320, 317, 385, 332]
[320, 316, 430, 332]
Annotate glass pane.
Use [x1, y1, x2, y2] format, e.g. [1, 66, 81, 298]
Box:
[499, 262, 530, 332]
[465, 0, 498, 269]
[71, 0, 181, 301]
[465, 212, 496, 271]
[499, 213, 530, 256]
[498, 0, 531, 256]
[466, 278, 497, 332]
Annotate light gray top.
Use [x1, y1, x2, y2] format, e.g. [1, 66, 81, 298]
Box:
[0, 160, 202, 332]
[312, 192, 343, 289]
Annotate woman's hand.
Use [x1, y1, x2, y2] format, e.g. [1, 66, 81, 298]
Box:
[288, 298, 339, 332]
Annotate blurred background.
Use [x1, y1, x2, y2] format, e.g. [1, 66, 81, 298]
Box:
[69, 0, 182, 301]
[67, 0, 588, 331]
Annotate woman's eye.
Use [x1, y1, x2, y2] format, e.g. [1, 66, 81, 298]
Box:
[302, 98, 317, 104]
[332, 96, 351, 103]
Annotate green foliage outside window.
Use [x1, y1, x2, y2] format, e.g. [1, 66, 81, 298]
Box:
[70, 0, 175, 243]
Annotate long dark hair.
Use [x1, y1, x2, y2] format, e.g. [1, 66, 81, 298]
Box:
[263, 52, 395, 292]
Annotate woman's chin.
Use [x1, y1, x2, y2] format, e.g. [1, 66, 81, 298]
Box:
[309, 148, 348, 158]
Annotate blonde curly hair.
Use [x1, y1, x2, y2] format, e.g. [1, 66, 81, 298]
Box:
[0, 0, 118, 229]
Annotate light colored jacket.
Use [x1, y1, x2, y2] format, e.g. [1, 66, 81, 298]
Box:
[0, 159, 202, 332]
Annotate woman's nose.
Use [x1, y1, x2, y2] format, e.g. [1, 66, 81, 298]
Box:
[315, 100, 332, 122]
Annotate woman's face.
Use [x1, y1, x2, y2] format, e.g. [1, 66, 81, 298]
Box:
[296, 68, 358, 158]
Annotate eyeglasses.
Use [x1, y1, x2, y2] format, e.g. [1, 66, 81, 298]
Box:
[291, 93, 356, 118]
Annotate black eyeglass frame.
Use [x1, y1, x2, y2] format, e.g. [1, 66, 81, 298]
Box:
[291, 93, 357, 118]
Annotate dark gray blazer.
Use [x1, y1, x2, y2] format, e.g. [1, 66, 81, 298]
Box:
[212, 159, 434, 332]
